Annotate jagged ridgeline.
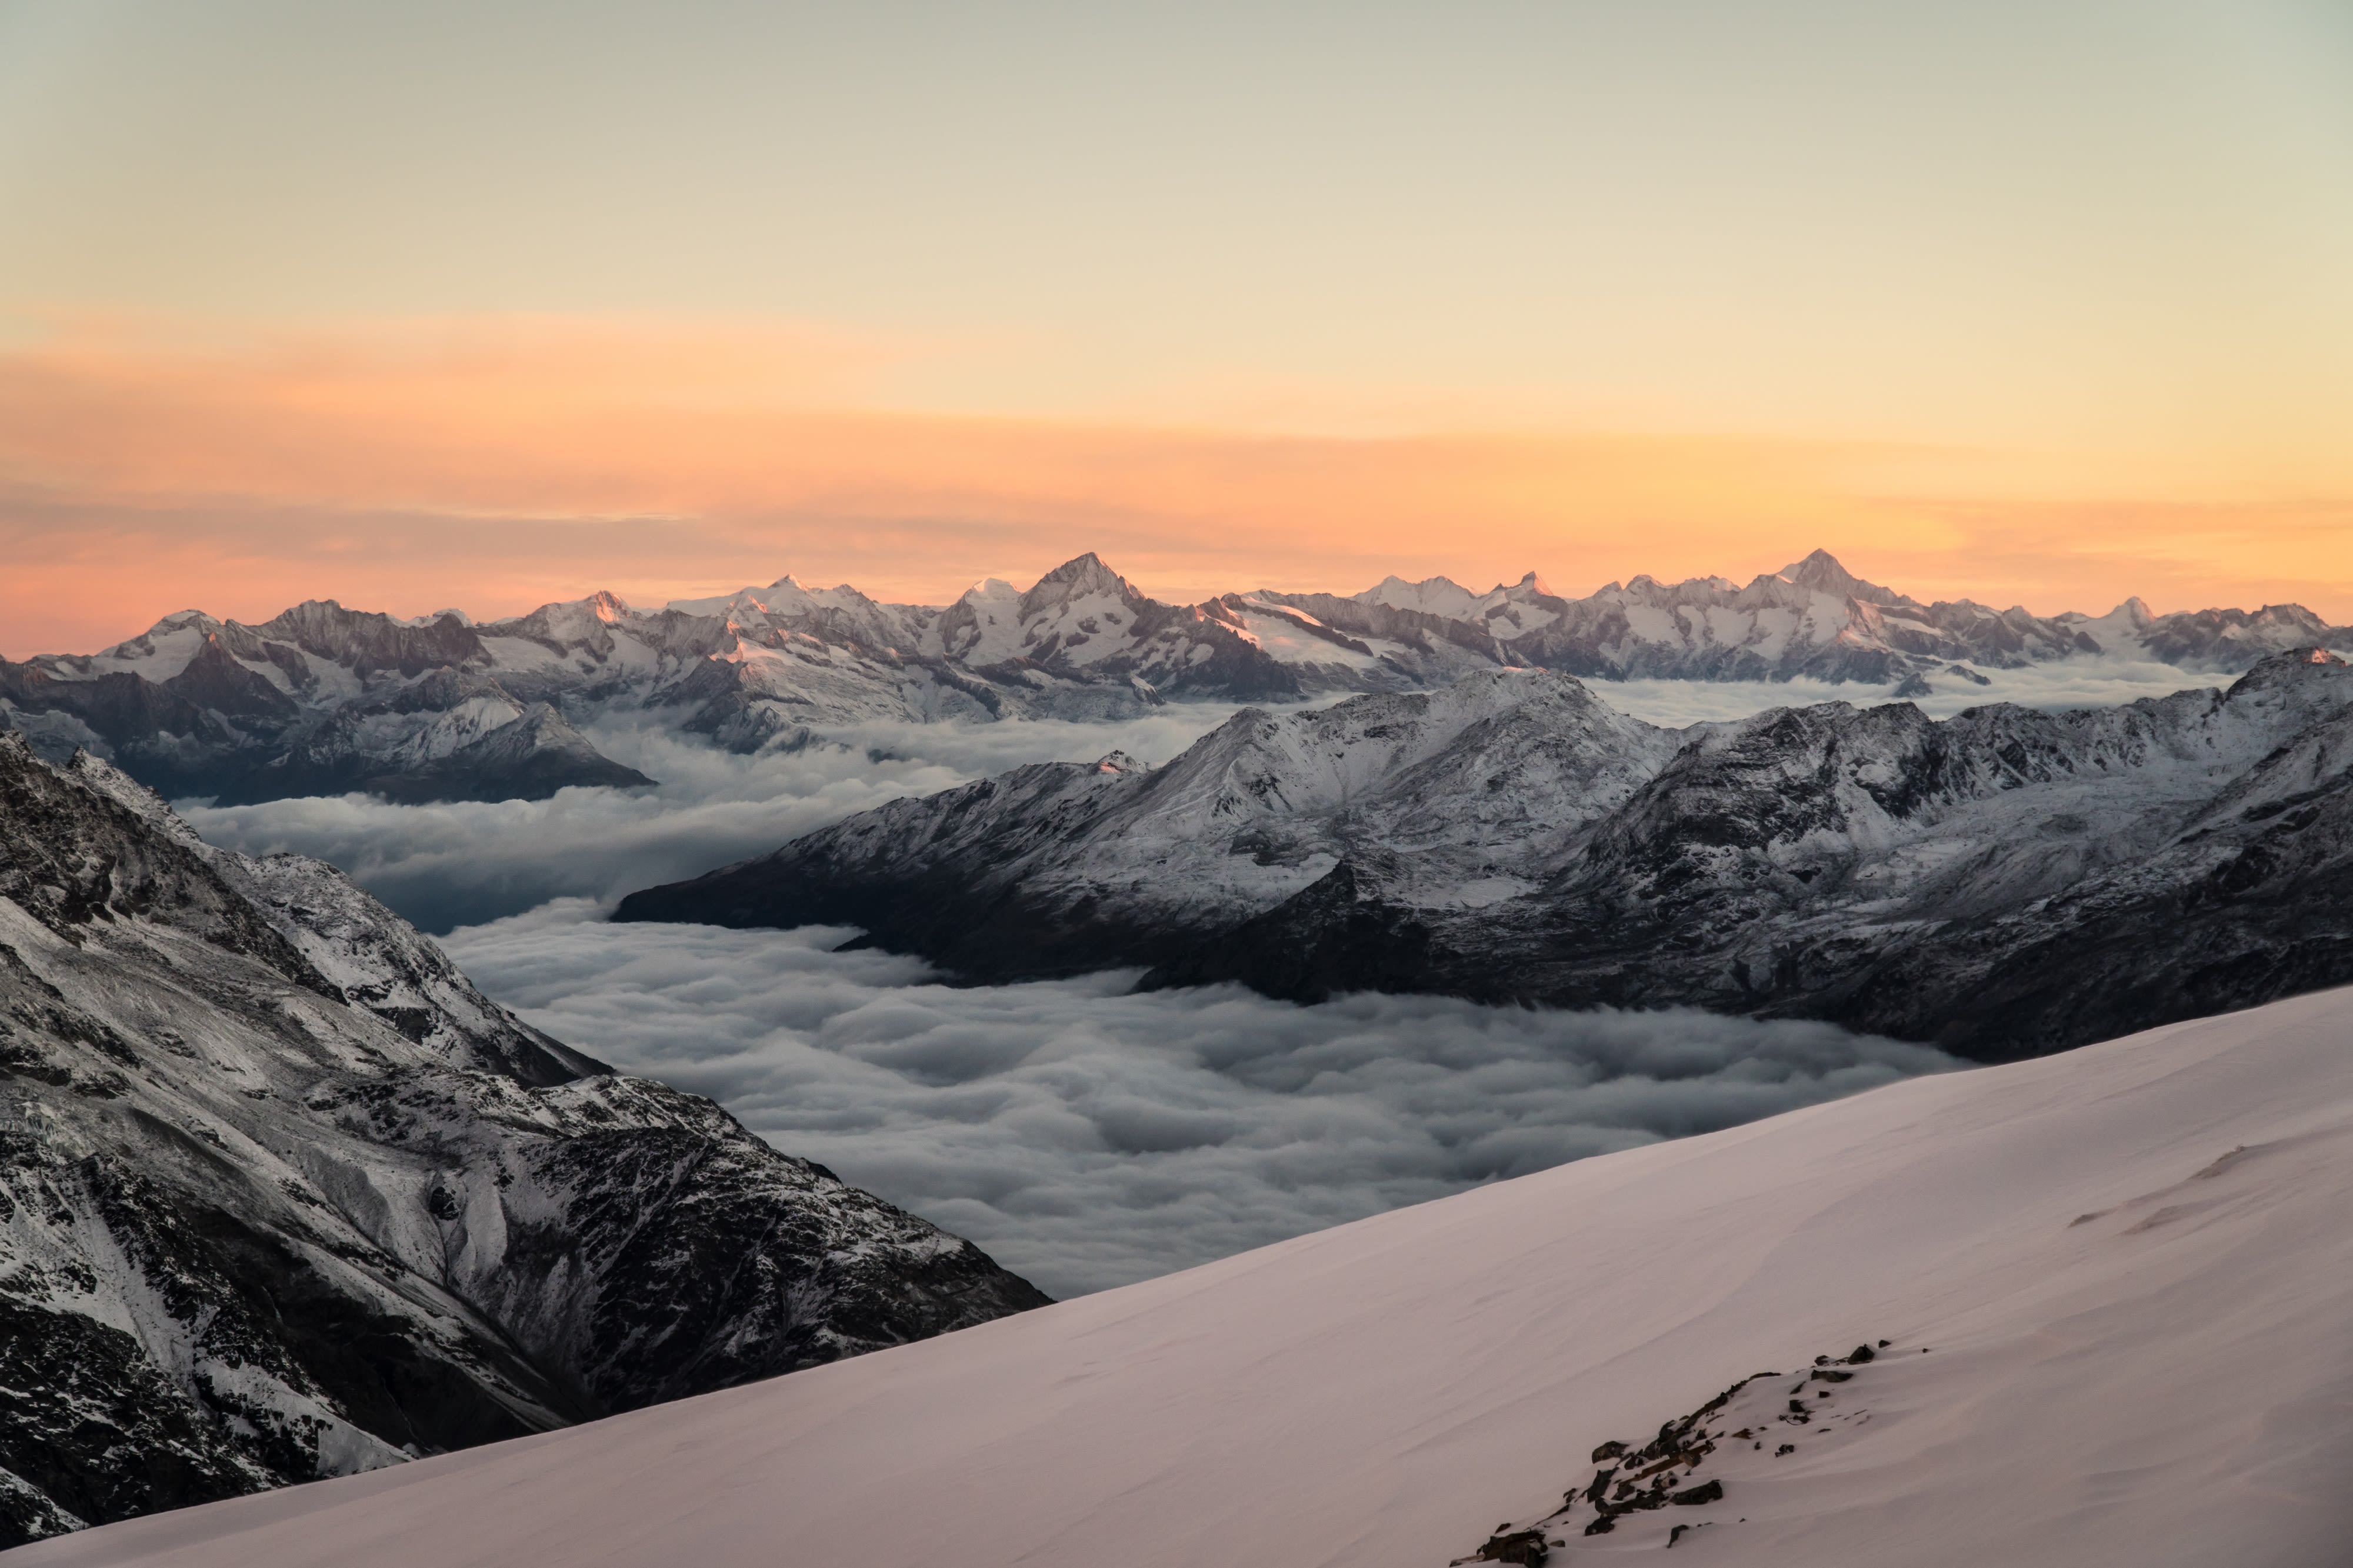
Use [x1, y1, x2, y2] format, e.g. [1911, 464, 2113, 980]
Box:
[4, 551, 2344, 805]
[0, 734, 1048, 1548]
[619, 649, 2353, 1062]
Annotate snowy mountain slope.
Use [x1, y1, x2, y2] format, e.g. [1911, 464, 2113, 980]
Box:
[27, 980, 2353, 1568]
[1170, 649, 2353, 1056]
[619, 650, 2353, 1060]
[6, 552, 2344, 807]
[612, 670, 1679, 976]
[0, 736, 1047, 1548]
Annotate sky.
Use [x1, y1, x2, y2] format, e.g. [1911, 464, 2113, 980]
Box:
[3, 0, 2350, 653]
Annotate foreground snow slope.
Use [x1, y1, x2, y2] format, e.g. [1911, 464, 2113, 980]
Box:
[25, 985, 2353, 1567]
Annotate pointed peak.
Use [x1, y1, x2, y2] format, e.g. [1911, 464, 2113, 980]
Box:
[1776, 549, 1909, 605]
[1032, 552, 1132, 592]
[1779, 548, 1857, 585]
[1515, 571, 1554, 597]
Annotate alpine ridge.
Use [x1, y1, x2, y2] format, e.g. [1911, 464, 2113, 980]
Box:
[616, 649, 2353, 1060]
[5, 552, 2344, 807]
[0, 734, 1048, 1547]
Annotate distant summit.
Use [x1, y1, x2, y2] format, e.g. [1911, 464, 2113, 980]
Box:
[1773, 548, 1909, 606]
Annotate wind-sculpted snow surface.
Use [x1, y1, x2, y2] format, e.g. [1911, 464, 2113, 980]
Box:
[25, 982, 2353, 1568]
[621, 650, 2353, 1060]
[0, 735, 1046, 1547]
[4, 549, 2343, 808]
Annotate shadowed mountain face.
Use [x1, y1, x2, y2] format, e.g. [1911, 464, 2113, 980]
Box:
[0, 734, 1048, 1549]
[616, 650, 2353, 1063]
[5, 552, 2345, 805]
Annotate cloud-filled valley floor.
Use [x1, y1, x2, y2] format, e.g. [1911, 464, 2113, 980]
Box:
[442, 905, 1957, 1297]
[174, 668, 2232, 1296]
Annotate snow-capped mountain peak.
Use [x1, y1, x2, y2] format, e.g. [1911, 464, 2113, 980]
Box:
[1771, 548, 1911, 606]
[1356, 572, 1485, 620]
[1022, 551, 1136, 606]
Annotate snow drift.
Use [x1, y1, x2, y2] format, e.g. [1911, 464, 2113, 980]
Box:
[25, 981, 2353, 1567]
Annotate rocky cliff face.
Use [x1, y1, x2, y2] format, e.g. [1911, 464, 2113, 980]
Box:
[618, 652, 2353, 1062]
[0, 735, 1048, 1549]
[8, 552, 2345, 807]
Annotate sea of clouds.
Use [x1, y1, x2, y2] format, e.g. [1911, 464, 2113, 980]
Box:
[442, 903, 1955, 1297]
[1599, 655, 2225, 727]
[180, 663, 2226, 1296]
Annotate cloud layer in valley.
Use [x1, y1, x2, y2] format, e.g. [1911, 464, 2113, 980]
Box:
[1599, 657, 2229, 727]
[443, 905, 1961, 1298]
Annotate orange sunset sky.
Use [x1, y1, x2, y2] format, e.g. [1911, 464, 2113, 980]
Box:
[3, 1, 2349, 655]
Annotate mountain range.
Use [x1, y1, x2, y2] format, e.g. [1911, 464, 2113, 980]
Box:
[617, 648, 2353, 1062]
[4, 551, 2344, 806]
[0, 733, 1046, 1548]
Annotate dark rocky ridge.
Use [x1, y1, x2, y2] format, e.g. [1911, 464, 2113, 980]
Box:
[0, 734, 1048, 1548]
[618, 651, 2353, 1063]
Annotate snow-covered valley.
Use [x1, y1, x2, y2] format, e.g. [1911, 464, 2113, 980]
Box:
[26, 979, 2352, 1567]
